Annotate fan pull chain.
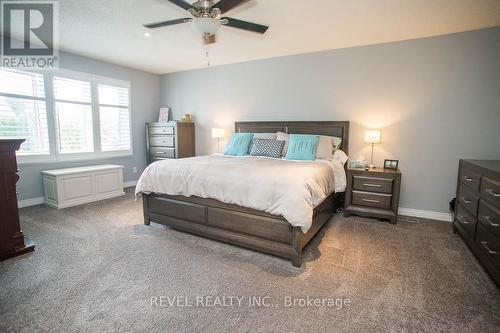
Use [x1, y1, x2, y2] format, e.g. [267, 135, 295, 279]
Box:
[205, 49, 210, 67]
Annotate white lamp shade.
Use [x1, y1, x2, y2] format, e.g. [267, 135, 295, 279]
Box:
[364, 130, 382, 143]
[212, 128, 225, 139]
[191, 18, 221, 36]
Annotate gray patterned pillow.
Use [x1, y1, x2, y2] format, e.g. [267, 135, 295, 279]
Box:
[249, 138, 285, 158]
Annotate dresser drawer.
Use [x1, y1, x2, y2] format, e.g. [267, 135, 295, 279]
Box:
[352, 191, 392, 209]
[352, 176, 393, 194]
[458, 186, 479, 216]
[476, 222, 500, 268]
[149, 136, 175, 147]
[149, 126, 174, 135]
[150, 147, 175, 158]
[456, 203, 477, 239]
[459, 167, 481, 192]
[481, 177, 500, 207]
[149, 157, 168, 163]
[478, 200, 500, 239]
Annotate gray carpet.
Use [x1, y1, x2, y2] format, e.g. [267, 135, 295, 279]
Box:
[1, 189, 499, 333]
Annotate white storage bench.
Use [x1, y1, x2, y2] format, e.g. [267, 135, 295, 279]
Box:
[42, 164, 125, 209]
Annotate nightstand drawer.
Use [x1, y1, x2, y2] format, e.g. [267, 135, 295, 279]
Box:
[353, 176, 393, 194]
[352, 191, 392, 209]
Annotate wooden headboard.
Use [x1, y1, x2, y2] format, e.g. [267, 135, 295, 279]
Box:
[235, 121, 350, 154]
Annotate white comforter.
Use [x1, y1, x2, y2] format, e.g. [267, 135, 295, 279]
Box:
[135, 154, 346, 233]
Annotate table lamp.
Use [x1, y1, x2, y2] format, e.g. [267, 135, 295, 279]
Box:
[212, 128, 225, 153]
[364, 130, 382, 169]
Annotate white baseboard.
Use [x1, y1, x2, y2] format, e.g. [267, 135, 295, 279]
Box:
[398, 207, 453, 222]
[124, 179, 138, 188]
[18, 197, 45, 208]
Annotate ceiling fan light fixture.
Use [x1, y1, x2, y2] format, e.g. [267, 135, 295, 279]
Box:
[203, 33, 216, 45]
[191, 17, 221, 37]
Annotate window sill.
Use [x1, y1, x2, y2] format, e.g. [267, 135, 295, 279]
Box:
[17, 151, 134, 166]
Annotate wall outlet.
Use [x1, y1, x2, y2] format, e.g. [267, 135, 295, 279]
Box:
[133, 167, 138, 173]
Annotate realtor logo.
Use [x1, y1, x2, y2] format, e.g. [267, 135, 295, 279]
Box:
[1, 0, 59, 69]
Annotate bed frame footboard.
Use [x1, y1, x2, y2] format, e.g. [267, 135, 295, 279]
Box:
[142, 192, 340, 267]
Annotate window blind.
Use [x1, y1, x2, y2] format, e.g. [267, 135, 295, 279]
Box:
[53, 76, 94, 153]
[0, 69, 49, 155]
[98, 84, 131, 152]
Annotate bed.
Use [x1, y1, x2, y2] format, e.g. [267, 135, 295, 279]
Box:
[137, 121, 349, 266]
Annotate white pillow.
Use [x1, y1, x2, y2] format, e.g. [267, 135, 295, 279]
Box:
[276, 132, 289, 156]
[333, 149, 349, 165]
[253, 133, 277, 139]
[316, 135, 343, 160]
[332, 136, 342, 150]
[316, 136, 334, 160]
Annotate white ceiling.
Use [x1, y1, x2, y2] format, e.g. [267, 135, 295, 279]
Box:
[52, 0, 500, 74]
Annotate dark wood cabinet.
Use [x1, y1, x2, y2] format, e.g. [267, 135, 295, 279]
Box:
[454, 159, 500, 286]
[146, 122, 195, 164]
[344, 167, 402, 224]
[0, 139, 34, 261]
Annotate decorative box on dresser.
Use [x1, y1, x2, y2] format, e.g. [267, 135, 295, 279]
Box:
[146, 122, 195, 164]
[344, 167, 402, 224]
[0, 139, 34, 261]
[454, 159, 500, 286]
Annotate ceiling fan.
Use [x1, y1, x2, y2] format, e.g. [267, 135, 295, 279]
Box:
[143, 0, 269, 44]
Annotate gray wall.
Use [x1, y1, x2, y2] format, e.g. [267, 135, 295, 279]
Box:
[161, 27, 500, 214]
[18, 51, 161, 200]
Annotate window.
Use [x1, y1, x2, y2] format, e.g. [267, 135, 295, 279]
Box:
[98, 84, 131, 152]
[0, 68, 132, 163]
[0, 69, 49, 155]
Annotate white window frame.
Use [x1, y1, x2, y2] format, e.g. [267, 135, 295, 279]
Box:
[10, 69, 133, 165]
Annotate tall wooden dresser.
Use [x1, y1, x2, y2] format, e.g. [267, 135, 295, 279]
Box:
[146, 122, 195, 164]
[0, 139, 34, 261]
[454, 159, 500, 286]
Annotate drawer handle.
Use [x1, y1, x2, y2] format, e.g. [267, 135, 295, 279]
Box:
[457, 215, 470, 224]
[480, 215, 499, 227]
[463, 176, 476, 182]
[485, 189, 500, 197]
[362, 198, 380, 203]
[480, 241, 498, 255]
[460, 196, 472, 204]
[363, 183, 382, 188]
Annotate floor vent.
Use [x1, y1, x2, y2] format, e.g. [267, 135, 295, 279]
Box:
[398, 216, 420, 223]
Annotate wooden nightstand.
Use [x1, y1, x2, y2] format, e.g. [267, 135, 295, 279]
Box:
[344, 167, 402, 224]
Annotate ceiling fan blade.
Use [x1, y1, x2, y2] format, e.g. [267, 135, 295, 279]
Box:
[221, 17, 268, 34]
[143, 18, 191, 29]
[213, 0, 251, 14]
[166, 0, 193, 11]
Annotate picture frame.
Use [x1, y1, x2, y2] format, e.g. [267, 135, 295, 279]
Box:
[158, 107, 170, 123]
[384, 159, 399, 170]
